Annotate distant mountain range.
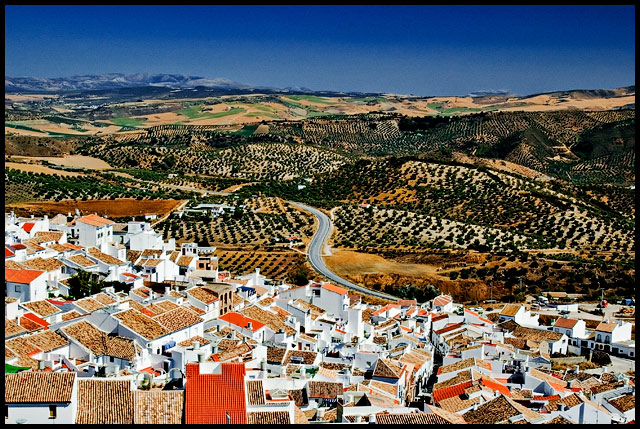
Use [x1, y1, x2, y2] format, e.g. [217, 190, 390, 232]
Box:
[4, 73, 635, 100]
[4, 73, 277, 93]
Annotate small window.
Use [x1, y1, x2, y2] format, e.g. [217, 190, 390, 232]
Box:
[110, 356, 115, 363]
[49, 405, 56, 419]
[14, 285, 21, 293]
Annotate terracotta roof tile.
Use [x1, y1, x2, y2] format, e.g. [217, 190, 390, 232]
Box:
[19, 314, 47, 332]
[176, 255, 194, 267]
[5, 268, 45, 284]
[241, 305, 296, 336]
[246, 380, 266, 405]
[375, 412, 451, 424]
[595, 322, 618, 333]
[94, 292, 117, 306]
[512, 326, 564, 342]
[609, 394, 635, 413]
[307, 381, 343, 398]
[500, 304, 522, 317]
[68, 254, 97, 268]
[434, 370, 473, 391]
[373, 358, 403, 379]
[247, 411, 290, 424]
[5, 372, 76, 403]
[75, 297, 106, 313]
[61, 310, 84, 321]
[178, 335, 211, 347]
[186, 287, 219, 304]
[62, 320, 137, 360]
[153, 307, 203, 333]
[284, 350, 318, 365]
[463, 395, 520, 424]
[113, 309, 169, 340]
[87, 247, 126, 265]
[133, 391, 184, 424]
[21, 300, 61, 318]
[185, 363, 247, 424]
[553, 318, 579, 329]
[219, 311, 265, 331]
[433, 295, 453, 306]
[76, 379, 133, 424]
[321, 283, 348, 295]
[25, 330, 69, 352]
[126, 250, 142, 264]
[19, 257, 65, 271]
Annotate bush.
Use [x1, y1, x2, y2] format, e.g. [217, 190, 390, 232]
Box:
[591, 350, 611, 365]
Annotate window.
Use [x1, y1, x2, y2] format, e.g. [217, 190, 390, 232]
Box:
[109, 356, 115, 363]
[14, 285, 21, 293]
[49, 405, 57, 419]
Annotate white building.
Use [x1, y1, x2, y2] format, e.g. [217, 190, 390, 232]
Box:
[75, 214, 114, 252]
[5, 269, 48, 302]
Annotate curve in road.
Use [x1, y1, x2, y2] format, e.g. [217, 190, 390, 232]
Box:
[288, 201, 398, 301]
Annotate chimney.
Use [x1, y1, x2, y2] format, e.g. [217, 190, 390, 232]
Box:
[247, 322, 252, 331]
[165, 286, 170, 296]
[194, 341, 200, 351]
[574, 364, 579, 374]
[38, 361, 46, 370]
[472, 402, 478, 411]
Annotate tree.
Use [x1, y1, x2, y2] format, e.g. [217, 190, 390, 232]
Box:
[67, 270, 102, 299]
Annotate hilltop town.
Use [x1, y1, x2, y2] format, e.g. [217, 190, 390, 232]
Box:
[5, 210, 635, 424]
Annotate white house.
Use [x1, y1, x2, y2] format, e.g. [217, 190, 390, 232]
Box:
[5, 269, 48, 302]
[498, 304, 539, 327]
[432, 295, 454, 313]
[74, 214, 114, 252]
[4, 372, 77, 425]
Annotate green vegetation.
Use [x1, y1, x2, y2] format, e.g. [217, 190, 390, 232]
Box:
[287, 94, 335, 104]
[111, 117, 147, 127]
[229, 125, 258, 136]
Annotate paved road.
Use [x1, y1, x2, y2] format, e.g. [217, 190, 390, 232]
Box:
[288, 201, 398, 301]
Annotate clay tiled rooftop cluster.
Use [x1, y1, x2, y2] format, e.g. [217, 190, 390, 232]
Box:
[68, 254, 98, 268]
[76, 379, 133, 424]
[241, 305, 296, 336]
[76, 214, 114, 227]
[153, 307, 203, 332]
[19, 257, 65, 271]
[113, 309, 169, 340]
[5, 318, 29, 338]
[246, 379, 266, 405]
[133, 391, 184, 424]
[62, 320, 137, 361]
[75, 297, 106, 313]
[307, 381, 344, 398]
[87, 247, 126, 265]
[375, 412, 450, 424]
[5, 372, 76, 403]
[187, 286, 219, 304]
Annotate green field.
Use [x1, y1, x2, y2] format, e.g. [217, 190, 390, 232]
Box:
[287, 95, 335, 105]
[178, 105, 245, 120]
[111, 117, 147, 127]
[229, 125, 259, 136]
[346, 96, 387, 103]
[245, 111, 279, 119]
[5, 123, 46, 134]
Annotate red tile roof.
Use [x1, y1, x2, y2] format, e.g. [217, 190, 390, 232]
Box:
[22, 312, 50, 330]
[12, 244, 27, 250]
[185, 363, 247, 424]
[433, 380, 474, 403]
[433, 295, 452, 306]
[22, 222, 35, 233]
[219, 312, 265, 332]
[553, 318, 579, 329]
[434, 322, 464, 335]
[5, 248, 14, 258]
[76, 214, 114, 227]
[322, 283, 347, 295]
[481, 377, 511, 396]
[5, 268, 45, 284]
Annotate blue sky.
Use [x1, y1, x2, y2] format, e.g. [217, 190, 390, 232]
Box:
[5, 5, 635, 96]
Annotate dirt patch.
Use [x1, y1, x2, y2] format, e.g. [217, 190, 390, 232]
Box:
[6, 198, 186, 218]
[220, 182, 257, 193]
[18, 155, 112, 170]
[5, 162, 84, 177]
[325, 250, 442, 277]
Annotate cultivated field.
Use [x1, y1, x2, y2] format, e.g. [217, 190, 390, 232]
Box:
[5, 198, 186, 218]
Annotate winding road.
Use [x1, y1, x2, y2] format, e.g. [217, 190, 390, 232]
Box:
[288, 201, 398, 301]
